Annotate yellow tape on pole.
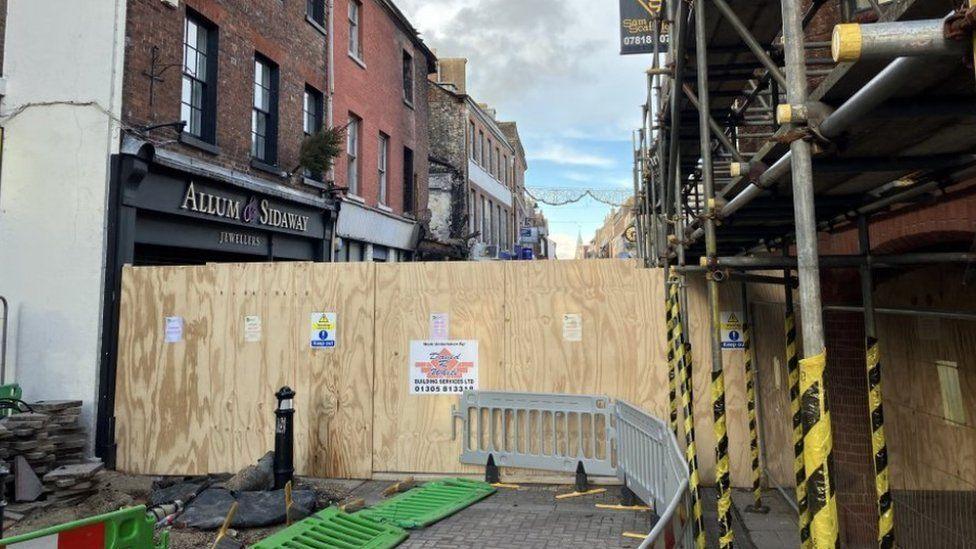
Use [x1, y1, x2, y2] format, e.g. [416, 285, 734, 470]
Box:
[670, 281, 706, 549]
[711, 369, 733, 548]
[800, 351, 839, 548]
[743, 322, 765, 511]
[867, 338, 894, 548]
[666, 286, 680, 438]
[787, 311, 812, 547]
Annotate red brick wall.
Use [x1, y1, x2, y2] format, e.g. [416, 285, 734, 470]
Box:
[122, 0, 329, 191]
[816, 183, 976, 546]
[331, 0, 432, 218]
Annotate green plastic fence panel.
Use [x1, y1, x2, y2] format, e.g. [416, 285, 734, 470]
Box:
[0, 505, 166, 548]
[252, 507, 408, 549]
[0, 383, 22, 417]
[357, 478, 496, 529]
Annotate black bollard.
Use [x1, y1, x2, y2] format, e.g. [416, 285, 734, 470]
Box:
[273, 387, 296, 490]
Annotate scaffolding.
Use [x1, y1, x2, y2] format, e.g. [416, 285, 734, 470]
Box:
[634, 0, 976, 546]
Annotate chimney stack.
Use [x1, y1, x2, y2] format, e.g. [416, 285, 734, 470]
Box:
[437, 58, 467, 95]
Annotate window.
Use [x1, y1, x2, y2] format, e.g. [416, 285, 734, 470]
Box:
[478, 130, 484, 164]
[503, 155, 509, 185]
[306, 0, 325, 27]
[495, 147, 501, 178]
[347, 115, 361, 195]
[495, 205, 501, 246]
[403, 147, 415, 214]
[481, 196, 488, 242]
[470, 190, 477, 232]
[378, 133, 389, 205]
[469, 121, 476, 160]
[181, 13, 217, 142]
[402, 51, 414, 105]
[348, 0, 362, 60]
[252, 55, 279, 164]
[303, 86, 324, 180]
[488, 142, 494, 174]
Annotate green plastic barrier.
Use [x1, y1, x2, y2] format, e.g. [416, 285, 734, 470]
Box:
[0, 383, 22, 417]
[252, 507, 408, 549]
[357, 478, 496, 529]
[0, 505, 167, 548]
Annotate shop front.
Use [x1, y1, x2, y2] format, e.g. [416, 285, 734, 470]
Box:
[95, 141, 337, 464]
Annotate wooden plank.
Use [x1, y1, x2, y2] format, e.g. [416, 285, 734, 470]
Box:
[305, 262, 375, 479]
[372, 261, 507, 476]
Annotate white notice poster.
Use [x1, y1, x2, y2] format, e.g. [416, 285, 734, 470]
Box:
[165, 316, 183, 343]
[409, 340, 479, 396]
[310, 312, 338, 349]
[562, 314, 583, 342]
[430, 313, 450, 339]
[244, 315, 262, 343]
[721, 311, 745, 349]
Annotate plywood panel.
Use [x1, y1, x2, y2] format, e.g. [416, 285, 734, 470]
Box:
[372, 262, 507, 475]
[115, 259, 764, 485]
[304, 262, 375, 479]
[750, 301, 794, 489]
[115, 266, 213, 475]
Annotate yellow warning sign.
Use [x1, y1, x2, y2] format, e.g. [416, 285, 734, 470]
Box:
[721, 311, 744, 349]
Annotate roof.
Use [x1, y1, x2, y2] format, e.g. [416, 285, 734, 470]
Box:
[377, 0, 438, 72]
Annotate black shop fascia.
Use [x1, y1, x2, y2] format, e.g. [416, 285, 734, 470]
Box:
[110, 140, 337, 265]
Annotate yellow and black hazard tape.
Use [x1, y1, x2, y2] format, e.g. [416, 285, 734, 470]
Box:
[670, 282, 706, 549]
[711, 368, 734, 548]
[786, 310, 812, 547]
[665, 287, 680, 438]
[800, 351, 839, 548]
[867, 337, 894, 548]
[743, 321, 766, 512]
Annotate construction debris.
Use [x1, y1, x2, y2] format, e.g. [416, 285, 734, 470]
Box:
[13, 455, 43, 502]
[42, 461, 104, 504]
[223, 452, 274, 493]
[177, 488, 317, 530]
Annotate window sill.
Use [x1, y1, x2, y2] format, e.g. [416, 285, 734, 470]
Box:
[179, 133, 221, 155]
[250, 158, 285, 177]
[346, 193, 366, 203]
[306, 15, 328, 36]
[403, 98, 415, 110]
[303, 176, 330, 191]
[377, 203, 393, 213]
[349, 53, 367, 70]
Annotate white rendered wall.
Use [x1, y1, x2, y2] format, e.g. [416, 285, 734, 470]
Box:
[0, 0, 127, 440]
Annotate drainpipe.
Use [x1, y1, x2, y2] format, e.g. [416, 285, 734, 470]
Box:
[326, 0, 337, 261]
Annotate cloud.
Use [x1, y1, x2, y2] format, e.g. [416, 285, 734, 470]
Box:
[528, 143, 615, 168]
[547, 232, 581, 260]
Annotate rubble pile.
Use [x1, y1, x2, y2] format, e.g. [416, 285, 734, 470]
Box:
[2, 412, 56, 475]
[0, 399, 101, 524]
[31, 401, 87, 465]
[42, 462, 104, 505]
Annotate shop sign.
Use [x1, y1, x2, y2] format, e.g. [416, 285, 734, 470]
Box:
[409, 340, 479, 395]
[181, 182, 312, 233]
[619, 0, 670, 54]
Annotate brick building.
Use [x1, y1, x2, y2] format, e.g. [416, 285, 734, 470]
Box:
[330, 0, 436, 262]
[425, 58, 529, 260]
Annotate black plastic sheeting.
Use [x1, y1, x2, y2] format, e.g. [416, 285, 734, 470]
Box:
[177, 488, 318, 530]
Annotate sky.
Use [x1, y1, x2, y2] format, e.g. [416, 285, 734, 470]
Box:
[396, 0, 650, 258]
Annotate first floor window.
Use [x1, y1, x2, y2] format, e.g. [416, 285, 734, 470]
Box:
[306, 0, 325, 26]
[470, 190, 477, 232]
[303, 86, 324, 180]
[252, 55, 279, 164]
[182, 12, 217, 142]
[347, 115, 361, 195]
[378, 133, 389, 204]
[349, 0, 362, 59]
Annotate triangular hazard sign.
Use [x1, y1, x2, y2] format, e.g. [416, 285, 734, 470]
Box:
[727, 313, 739, 323]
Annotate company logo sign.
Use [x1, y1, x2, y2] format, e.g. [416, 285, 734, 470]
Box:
[180, 181, 311, 232]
